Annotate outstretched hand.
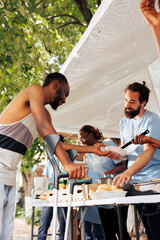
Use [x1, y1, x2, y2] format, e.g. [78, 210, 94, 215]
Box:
[140, 0, 160, 56]
[140, 0, 160, 26]
[132, 133, 149, 145]
[92, 143, 120, 159]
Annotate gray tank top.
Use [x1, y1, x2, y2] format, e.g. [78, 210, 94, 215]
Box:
[0, 113, 38, 185]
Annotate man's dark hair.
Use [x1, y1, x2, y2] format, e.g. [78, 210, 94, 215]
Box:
[43, 72, 68, 87]
[59, 135, 65, 142]
[125, 81, 150, 106]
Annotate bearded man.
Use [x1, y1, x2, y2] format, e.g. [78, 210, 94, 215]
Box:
[112, 81, 160, 240]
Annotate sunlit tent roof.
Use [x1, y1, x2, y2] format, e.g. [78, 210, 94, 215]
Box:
[48, 0, 160, 138]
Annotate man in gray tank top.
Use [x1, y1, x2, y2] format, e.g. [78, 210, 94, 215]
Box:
[0, 72, 109, 239]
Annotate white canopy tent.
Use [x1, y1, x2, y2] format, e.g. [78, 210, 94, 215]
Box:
[48, 0, 160, 138]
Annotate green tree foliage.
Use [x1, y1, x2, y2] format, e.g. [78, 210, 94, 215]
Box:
[0, 0, 100, 172]
[21, 135, 45, 173]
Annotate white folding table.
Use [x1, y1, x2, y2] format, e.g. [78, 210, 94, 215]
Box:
[31, 194, 160, 240]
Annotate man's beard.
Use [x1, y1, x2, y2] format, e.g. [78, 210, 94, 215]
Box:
[124, 105, 141, 119]
[50, 87, 63, 110]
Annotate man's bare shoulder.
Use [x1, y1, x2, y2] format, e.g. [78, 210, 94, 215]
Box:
[0, 84, 43, 124]
[8, 84, 43, 103]
[13, 84, 43, 103]
[22, 84, 43, 95]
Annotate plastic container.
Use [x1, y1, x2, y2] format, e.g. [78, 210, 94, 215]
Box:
[100, 146, 128, 161]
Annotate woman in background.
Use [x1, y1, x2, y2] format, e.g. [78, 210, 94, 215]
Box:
[79, 125, 129, 240]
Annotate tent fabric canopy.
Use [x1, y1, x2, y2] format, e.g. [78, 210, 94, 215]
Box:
[48, 0, 160, 138]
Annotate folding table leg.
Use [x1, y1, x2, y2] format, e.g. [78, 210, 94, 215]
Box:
[133, 205, 139, 240]
[31, 207, 35, 240]
[80, 206, 87, 240]
[69, 208, 73, 240]
[78, 206, 88, 240]
[117, 206, 124, 240]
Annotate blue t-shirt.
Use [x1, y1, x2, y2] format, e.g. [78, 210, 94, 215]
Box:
[43, 160, 54, 183]
[85, 140, 120, 223]
[86, 140, 120, 184]
[120, 110, 160, 183]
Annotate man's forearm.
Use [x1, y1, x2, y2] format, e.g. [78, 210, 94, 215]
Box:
[62, 142, 92, 153]
[148, 136, 160, 149]
[127, 148, 156, 176]
[152, 25, 160, 57]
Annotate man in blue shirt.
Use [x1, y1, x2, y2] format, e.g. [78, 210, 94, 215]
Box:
[113, 82, 160, 186]
[112, 81, 160, 240]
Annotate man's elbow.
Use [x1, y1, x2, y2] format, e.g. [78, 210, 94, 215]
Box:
[36, 121, 51, 139]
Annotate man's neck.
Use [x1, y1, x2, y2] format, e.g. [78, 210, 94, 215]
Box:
[134, 109, 146, 120]
[43, 86, 52, 105]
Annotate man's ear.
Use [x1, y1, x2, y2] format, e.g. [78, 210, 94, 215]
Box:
[52, 80, 60, 90]
[142, 100, 147, 107]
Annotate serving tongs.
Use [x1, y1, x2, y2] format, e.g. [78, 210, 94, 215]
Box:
[121, 129, 149, 149]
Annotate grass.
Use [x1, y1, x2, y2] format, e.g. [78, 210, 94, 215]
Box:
[15, 206, 41, 225]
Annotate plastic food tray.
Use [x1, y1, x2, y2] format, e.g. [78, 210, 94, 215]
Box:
[89, 191, 127, 200]
[134, 181, 160, 193]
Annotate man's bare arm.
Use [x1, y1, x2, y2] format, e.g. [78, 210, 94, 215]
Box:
[140, 0, 160, 57]
[112, 144, 156, 187]
[26, 85, 86, 179]
[27, 85, 110, 179]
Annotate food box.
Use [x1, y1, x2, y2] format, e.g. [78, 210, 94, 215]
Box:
[46, 188, 69, 203]
[46, 184, 89, 203]
[73, 184, 89, 201]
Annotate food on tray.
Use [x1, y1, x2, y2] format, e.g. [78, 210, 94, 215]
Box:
[59, 183, 66, 190]
[40, 195, 47, 200]
[40, 190, 53, 200]
[98, 184, 111, 191]
[88, 184, 99, 193]
[97, 184, 123, 192]
[152, 178, 160, 181]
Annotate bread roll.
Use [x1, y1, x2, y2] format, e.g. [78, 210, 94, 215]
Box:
[40, 190, 53, 200]
[97, 184, 123, 192]
[40, 195, 47, 200]
[97, 184, 111, 192]
[89, 184, 98, 193]
[152, 178, 160, 181]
